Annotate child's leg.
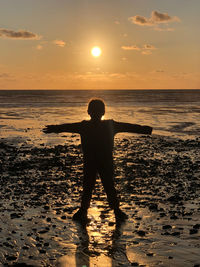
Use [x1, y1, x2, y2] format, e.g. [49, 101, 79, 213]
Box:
[98, 161, 128, 220]
[80, 163, 97, 212]
[98, 163, 120, 211]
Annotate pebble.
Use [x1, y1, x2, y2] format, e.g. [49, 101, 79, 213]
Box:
[136, 230, 146, 237]
[162, 225, 172, 230]
[149, 203, 158, 211]
[39, 249, 46, 254]
[38, 229, 49, 234]
[190, 229, 198, 235]
[171, 232, 180, 236]
[146, 252, 154, 256]
[10, 213, 22, 219]
[22, 245, 29, 250]
[6, 255, 18, 261]
[193, 224, 200, 229]
[131, 262, 139, 266]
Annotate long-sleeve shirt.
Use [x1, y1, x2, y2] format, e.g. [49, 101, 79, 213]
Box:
[44, 120, 152, 163]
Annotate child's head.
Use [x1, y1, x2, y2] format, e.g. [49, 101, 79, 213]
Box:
[87, 99, 105, 120]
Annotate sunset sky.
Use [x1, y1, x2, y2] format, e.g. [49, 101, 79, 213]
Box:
[0, 0, 200, 89]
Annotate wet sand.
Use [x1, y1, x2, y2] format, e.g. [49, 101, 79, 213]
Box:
[0, 135, 200, 267]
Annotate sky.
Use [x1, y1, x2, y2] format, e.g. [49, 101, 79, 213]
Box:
[0, 0, 200, 89]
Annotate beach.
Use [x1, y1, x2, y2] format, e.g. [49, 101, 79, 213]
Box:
[0, 134, 200, 266]
[0, 90, 200, 266]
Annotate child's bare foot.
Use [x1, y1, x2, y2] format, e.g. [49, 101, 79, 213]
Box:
[114, 208, 128, 221]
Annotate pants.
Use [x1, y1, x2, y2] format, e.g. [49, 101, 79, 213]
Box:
[80, 159, 120, 211]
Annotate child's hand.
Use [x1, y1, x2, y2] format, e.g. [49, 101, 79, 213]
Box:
[43, 125, 54, 134]
[143, 126, 153, 135]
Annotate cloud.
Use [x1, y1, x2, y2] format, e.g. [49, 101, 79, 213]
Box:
[155, 70, 165, 73]
[0, 73, 11, 78]
[53, 40, 66, 47]
[154, 27, 175, 32]
[121, 45, 140, 51]
[152, 11, 180, 23]
[0, 72, 15, 82]
[0, 28, 40, 39]
[129, 15, 153, 26]
[121, 44, 156, 55]
[36, 44, 43, 50]
[129, 10, 180, 29]
[141, 50, 153, 55]
[143, 44, 156, 50]
[114, 20, 120, 25]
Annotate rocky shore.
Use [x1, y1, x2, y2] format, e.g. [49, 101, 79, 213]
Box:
[0, 135, 200, 266]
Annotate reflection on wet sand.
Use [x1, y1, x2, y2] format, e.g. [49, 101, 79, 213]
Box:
[58, 213, 130, 267]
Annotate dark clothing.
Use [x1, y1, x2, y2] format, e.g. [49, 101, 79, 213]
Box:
[44, 119, 152, 210]
[73, 120, 119, 209]
[81, 158, 119, 210]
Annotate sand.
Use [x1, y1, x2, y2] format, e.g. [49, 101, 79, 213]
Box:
[0, 135, 200, 267]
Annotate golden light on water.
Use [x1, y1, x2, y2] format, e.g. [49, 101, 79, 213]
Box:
[91, 46, 102, 57]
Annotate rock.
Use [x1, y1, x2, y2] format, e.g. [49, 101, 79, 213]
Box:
[167, 195, 183, 203]
[131, 263, 139, 266]
[190, 229, 198, 235]
[170, 215, 178, 220]
[3, 242, 14, 248]
[146, 253, 154, 256]
[6, 255, 18, 261]
[22, 245, 29, 250]
[10, 213, 22, 219]
[171, 232, 180, 236]
[193, 224, 200, 229]
[161, 232, 170, 236]
[149, 203, 158, 211]
[162, 225, 172, 230]
[38, 229, 49, 234]
[137, 230, 146, 237]
[39, 249, 46, 254]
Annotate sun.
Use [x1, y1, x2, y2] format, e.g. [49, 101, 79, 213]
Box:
[91, 46, 102, 57]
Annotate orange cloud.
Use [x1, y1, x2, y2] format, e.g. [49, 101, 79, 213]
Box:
[121, 45, 140, 51]
[121, 44, 156, 55]
[36, 44, 43, 50]
[53, 40, 66, 47]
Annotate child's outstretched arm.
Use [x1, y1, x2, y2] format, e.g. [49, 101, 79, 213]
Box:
[114, 121, 152, 135]
[43, 122, 82, 134]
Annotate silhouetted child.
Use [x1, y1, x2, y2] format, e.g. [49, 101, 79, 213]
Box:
[43, 99, 152, 222]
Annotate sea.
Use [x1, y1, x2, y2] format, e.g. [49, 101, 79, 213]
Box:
[0, 89, 200, 147]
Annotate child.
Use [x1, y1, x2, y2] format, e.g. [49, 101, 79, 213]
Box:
[43, 99, 152, 222]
